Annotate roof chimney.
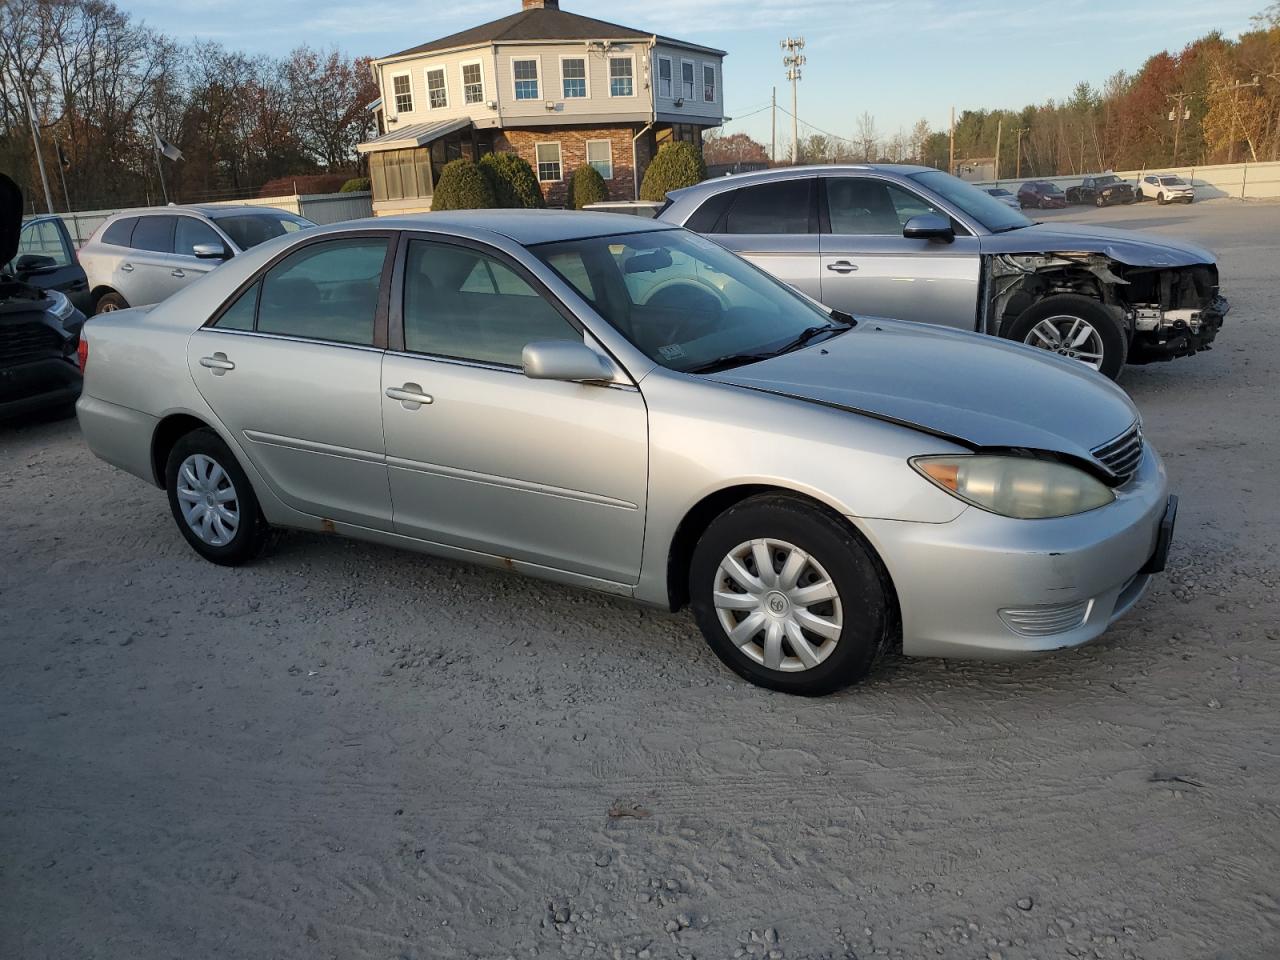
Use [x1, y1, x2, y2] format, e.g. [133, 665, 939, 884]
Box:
[522, 0, 558, 8]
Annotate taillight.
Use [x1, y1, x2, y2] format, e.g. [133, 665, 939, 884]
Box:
[77, 337, 89, 372]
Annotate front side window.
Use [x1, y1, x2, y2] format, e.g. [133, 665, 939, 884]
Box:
[722, 180, 813, 235]
[211, 212, 313, 250]
[461, 62, 484, 104]
[19, 220, 72, 267]
[426, 67, 448, 109]
[513, 59, 539, 100]
[681, 61, 695, 100]
[586, 140, 613, 180]
[908, 169, 1032, 233]
[561, 58, 587, 98]
[825, 178, 944, 235]
[702, 64, 716, 102]
[256, 238, 388, 346]
[609, 57, 634, 97]
[131, 216, 176, 253]
[533, 229, 835, 374]
[174, 217, 222, 256]
[392, 73, 413, 114]
[402, 240, 578, 367]
[658, 57, 672, 98]
[535, 142, 562, 182]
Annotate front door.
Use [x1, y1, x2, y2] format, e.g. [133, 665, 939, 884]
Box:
[170, 215, 227, 290]
[381, 238, 648, 585]
[819, 176, 981, 329]
[187, 234, 396, 529]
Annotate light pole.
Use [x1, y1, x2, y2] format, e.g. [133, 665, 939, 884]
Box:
[781, 37, 805, 165]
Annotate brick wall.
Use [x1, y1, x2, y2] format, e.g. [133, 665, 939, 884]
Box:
[496, 125, 639, 207]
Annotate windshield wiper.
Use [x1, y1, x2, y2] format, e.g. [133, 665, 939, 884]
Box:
[775, 319, 853, 356]
[685, 352, 779, 374]
[686, 317, 854, 374]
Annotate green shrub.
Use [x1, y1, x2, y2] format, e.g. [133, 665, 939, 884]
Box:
[339, 177, 371, 193]
[639, 141, 707, 201]
[430, 158, 497, 211]
[478, 151, 545, 208]
[569, 163, 608, 209]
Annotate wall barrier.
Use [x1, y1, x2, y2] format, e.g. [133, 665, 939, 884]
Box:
[976, 160, 1280, 202]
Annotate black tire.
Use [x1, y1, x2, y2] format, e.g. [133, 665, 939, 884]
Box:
[164, 427, 267, 566]
[1005, 294, 1129, 380]
[1095, 195, 1105, 207]
[1157, 192, 1167, 205]
[689, 494, 893, 696]
[94, 291, 129, 314]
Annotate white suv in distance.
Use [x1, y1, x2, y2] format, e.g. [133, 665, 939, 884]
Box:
[79, 206, 314, 314]
[1138, 174, 1195, 204]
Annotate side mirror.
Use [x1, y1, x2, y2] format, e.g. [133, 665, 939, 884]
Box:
[903, 214, 954, 243]
[193, 241, 232, 261]
[522, 340, 615, 383]
[15, 253, 58, 276]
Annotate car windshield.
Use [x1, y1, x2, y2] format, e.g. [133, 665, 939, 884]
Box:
[908, 170, 1032, 233]
[1159, 176, 1187, 186]
[211, 211, 314, 250]
[531, 229, 842, 374]
[1095, 176, 1120, 186]
[988, 188, 1011, 197]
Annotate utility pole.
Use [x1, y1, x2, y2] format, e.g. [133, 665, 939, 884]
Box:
[771, 86, 777, 165]
[1167, 92, 1193, 167]
[948, 106, 955, 175]
[994, 118, 1003, 181]
[55, 140, 72, 212]
[1015, 127, 1028, 179]
[21, 82, 56, 214]
[781, 37, 805, 165]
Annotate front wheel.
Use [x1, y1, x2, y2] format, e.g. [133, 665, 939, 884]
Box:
[165, 428, 267, 565]
[1095, 195, 1105, 207]
[689, 494, 893, 696]
[1157, 192, 1167, 205]
[1006, 294, 1128, 380]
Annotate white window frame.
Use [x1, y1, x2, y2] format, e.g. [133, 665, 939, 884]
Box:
[390, 70, 414, 115]
[585, 139, 614, 180]
[702, 62, 716, 103]
[657, 55, 673, 99]
[512, 57, 542, 102]
[680, 59, 696, 101]
[425, 66, 449, 110]
[608, 55, 635, 98]
[559, 55, 589, 100]
[535, 141, 563, 182]
[460, 59, 486, 105]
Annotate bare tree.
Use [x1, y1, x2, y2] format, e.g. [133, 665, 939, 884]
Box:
[854, 111, 879, 161]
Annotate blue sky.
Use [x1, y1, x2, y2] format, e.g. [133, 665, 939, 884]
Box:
[128, 0, 1266, 147]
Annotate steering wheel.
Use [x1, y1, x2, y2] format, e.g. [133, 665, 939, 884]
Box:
[640, 279, 727, 341]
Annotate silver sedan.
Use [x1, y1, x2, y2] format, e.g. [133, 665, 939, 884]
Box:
[76, 211, 1176, 695]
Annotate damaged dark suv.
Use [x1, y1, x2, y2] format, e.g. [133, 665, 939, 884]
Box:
[1, 174, 87, 420]
[657, 165, 1227, 379]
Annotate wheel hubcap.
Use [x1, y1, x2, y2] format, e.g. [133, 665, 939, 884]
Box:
[1024, 315, 1106, 370]
[176, 453, 239, 546]
[713, 538, 843, 673]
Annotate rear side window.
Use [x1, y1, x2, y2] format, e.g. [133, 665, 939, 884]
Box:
[131, 216, 176, 253]
[175, 217, 222, 256]
[101, 217, 137, 246]
[723, 180, 813, 235]
[256, 238, 388, 346]
[214, 282, 259, 332]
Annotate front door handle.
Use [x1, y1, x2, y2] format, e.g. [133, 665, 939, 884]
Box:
[171, 268, 186, 278]
[199, 353, 235, 376]
[826, 261, 859, 274]
[120, 263, 134, 273]
[386, 383, 434, 410]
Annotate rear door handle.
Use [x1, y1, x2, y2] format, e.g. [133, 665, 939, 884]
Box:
[826, 261, 858, 274]
[199, 353, 235, 375]
[386, 383, 434, 410]
[120, 263, 134, 273]
[171, 269, 185, 278]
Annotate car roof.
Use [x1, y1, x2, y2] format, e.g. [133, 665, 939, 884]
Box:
[666, 163, 936, 201]
[102, 204, 297, 220]
[354, 209, 679, 246]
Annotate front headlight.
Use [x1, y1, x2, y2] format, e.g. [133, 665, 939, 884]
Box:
[911, 455, 1115, 519]
[45, 289, 75, 321]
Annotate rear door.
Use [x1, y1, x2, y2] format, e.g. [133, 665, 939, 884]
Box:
[818, 175, 981, 329]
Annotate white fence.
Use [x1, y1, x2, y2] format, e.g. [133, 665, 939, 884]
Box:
[977, 160, 1280, 202]
[31, 191, 374, 246]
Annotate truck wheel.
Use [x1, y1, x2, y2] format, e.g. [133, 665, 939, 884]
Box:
[1006, 295, 1128, 380]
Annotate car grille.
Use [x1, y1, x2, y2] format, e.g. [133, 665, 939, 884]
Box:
[999, 599, 1092, 638]
[0, 322, 62, 366]
[1093, 422, 1144, 483]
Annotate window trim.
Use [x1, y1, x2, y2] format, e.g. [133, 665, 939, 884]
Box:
[679, 59, 696, 101]
[558, 55, 589, 100]
[535, 141, 563, 183]
[389, 70, 414, 115]
[512, 56, 542, 102]
[424, 66, 449, 110]
[657, 55, 673, 99]
[459, 59, 486, 105]
[608, 55, 635, 98]
[585, 139, 614, 180]
[702, 63, 716, 103]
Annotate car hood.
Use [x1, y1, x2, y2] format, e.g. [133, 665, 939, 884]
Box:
[0, 173, 20, 267]
[984, 220, 1215, 266]
[710, 319, 1138, 463]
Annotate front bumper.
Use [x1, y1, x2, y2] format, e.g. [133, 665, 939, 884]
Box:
[857, 445, 1171, 660]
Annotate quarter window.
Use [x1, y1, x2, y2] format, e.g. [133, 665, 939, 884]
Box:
[402, 240, 579, 367]
[703, 64, 716, 102]
[586, 140, 613, 180]
[101, 217, 138, 246]
[426, 67, 448, 109]
[513, 58, 540, 100]
[174, 217, 222, 257]
[680, 61, 695, 100]
[535, 142, 562, 182]
[657, 57, 672, 98]
[215, 282, 258, 331]
[825, 178, 943, 235]
[723, 180, 813, 235]
[461, 62, 484, 104]
[256, 238, 388, 346]
[392, 73, 413, 113]
[609, 57, 634, 97]
[562, 58, 587, 98]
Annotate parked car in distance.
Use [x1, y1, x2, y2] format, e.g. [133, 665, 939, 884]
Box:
[79, 205, 314, 314]
[983, 187, 1022, 210]
[657, 165, 1228, 379]
[8, 215, 92, 314]
[1066, 174, 1135, 207]
[1, 175, 86, 420]
[1138, 174, 1195, 204]
[78, 211, 1177, 696]
[1017, 181, 1069, 209]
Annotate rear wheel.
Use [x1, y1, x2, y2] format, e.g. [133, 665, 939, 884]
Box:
[165, 428, 266, 565]
[689, 494, 893, 696]
[1006, 294, 1128, 380]
[95, 291, 129, 314]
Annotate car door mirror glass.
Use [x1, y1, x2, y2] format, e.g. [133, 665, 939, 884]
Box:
[193, 242, 232, 260]
[902, 214, 954, 243]
[522, 341, 614, 383]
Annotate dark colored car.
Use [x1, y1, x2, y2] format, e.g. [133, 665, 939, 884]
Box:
[1066, 175, 1136, 207]
[1017, 181, 1069, 209]
[0, 175, 86, 420]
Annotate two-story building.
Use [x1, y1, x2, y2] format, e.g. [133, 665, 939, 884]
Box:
[357, 0, 726, 213]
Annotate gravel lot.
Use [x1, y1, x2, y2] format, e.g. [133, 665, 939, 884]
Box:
[3, 200, 1278, 960]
